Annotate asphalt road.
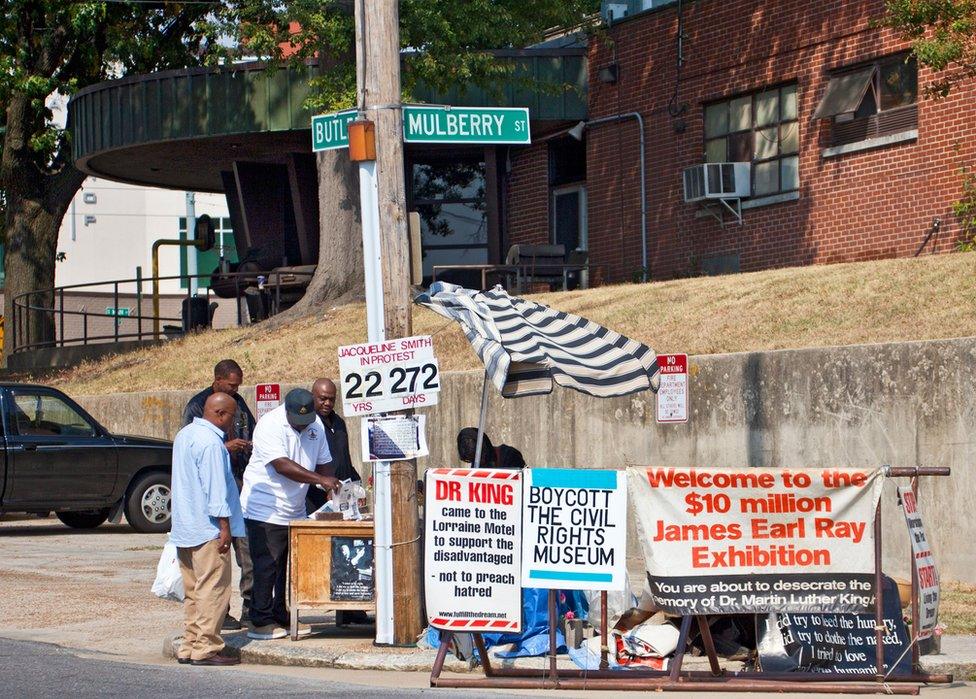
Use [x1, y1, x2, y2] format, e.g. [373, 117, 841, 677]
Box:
[0, 638, 491, 698]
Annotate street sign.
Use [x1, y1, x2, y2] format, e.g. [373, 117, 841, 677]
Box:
[104, 307, 131, 317]
[255, 383, 281, 421]
[338, 335, 440, 416]
[402, 105, 531, 145]
[311, 109, 358, 152]
[656, 353, 688, 423]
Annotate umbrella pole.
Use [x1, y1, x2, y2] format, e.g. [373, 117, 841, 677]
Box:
[473, 371, 490, 467]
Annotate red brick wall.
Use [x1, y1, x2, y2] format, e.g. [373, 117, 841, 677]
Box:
[506, 146, 550, 250]
[571, 0, 976, 282]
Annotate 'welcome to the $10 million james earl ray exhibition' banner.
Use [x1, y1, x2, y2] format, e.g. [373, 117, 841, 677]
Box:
[628, 467, 884, 615]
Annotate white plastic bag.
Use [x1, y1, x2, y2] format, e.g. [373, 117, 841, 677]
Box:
[151, 540, 185, 602]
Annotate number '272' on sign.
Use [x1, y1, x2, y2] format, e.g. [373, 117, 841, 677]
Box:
[337, 336, 441, 417]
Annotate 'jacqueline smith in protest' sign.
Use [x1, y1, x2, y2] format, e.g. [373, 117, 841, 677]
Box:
[424, 468, 522, 633]
[629, 467, 884, 615]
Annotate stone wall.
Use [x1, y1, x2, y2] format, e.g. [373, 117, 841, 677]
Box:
[77, 336, 976, 582]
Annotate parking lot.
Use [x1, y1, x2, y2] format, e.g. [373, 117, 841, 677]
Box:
[0, 515, 189, 662]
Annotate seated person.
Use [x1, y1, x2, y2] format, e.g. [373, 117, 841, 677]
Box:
[456, 427, 525, 469]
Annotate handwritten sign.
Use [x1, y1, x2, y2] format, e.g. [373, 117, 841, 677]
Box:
[521, 468, 627, 591]
[338, 336, 440, 416]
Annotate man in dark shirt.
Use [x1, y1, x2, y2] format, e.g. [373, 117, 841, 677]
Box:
[183, 359, 256, 629]
[457, 426, 526, 469]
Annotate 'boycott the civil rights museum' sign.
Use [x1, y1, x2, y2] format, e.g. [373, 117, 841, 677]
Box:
[521, 468, 628, 591]
[628, 467, 884, 615]
[425, 468, 522, 632]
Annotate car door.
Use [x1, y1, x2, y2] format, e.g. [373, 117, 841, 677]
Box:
[3, 388, 118, 507]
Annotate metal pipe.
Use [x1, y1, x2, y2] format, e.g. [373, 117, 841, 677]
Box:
[58, 288, 64, 347]
[910, 477, 920, 672]
[136, 266, 143, 342]
[697, 615, 723, 676]
[576, 112, 648, 281]
[113, 281, 119, 342]
[185, 192, 198, 295]
[547, 589, 558, 685]
[152, 237, 196, 340]
[600, 590, 609, 670]
[473, 372, 490, 467]
[486, 667, 949, 683]
[669, 614, 692, 682]
[430, 677, 920, 694]
[874, 496, 884, 679]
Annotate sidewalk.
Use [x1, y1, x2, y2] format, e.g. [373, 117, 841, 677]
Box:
[163, 624, 976, 681]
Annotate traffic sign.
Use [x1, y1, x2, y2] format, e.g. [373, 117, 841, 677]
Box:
[403, 106, 531, 144]
[338, 335, 440, 416]
[255, 383, 281, 421]
[656, 353, 688, 424]
[311, 109, 358, 152]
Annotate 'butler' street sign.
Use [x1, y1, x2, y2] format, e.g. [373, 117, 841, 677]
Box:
[311, 109, 358, 152]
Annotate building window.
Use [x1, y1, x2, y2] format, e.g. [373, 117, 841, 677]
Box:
[813, 54, 918, 147]
[179, 217, 237, 289]
[704, 83, 799, 198]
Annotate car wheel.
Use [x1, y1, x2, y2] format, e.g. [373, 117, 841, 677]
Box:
[125, 471, 172, 533]
[56, 509, 111, 529]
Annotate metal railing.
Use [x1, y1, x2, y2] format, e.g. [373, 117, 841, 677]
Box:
[11, 269, 314, 354]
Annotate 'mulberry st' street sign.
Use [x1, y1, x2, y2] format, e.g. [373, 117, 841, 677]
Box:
[402, 106, 531, 145]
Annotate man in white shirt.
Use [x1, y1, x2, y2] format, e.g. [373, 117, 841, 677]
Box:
[240, 388, 341, 640]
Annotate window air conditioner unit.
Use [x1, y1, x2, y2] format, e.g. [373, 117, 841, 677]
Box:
[682, 163, 751, 203]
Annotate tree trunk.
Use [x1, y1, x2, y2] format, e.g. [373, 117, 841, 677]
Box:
[272, 147, 363, 322]
[2, 190, 69, 358]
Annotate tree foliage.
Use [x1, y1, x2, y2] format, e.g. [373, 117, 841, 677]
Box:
[234, 0, 599, 112]
[884, 0, 976, 97]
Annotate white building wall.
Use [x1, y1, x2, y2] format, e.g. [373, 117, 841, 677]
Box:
[55, 179, 230, 294]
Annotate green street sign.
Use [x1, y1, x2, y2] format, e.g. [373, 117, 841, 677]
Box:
[403, 106, 531, 145]
[311, 109, 358, 152]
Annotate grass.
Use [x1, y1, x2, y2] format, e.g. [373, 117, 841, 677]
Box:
[49, 253, 976, 395]
[941, 582, 976, 635]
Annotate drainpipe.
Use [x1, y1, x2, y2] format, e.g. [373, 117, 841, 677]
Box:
[570, 113, 648, 281]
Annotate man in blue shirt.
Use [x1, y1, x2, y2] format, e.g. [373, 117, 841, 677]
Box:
[171, 393, 245, 666]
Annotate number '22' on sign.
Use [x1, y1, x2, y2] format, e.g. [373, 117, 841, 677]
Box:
[344, 362, 439, 400]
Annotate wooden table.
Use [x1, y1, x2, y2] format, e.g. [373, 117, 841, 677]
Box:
[288, 518, 376, 641]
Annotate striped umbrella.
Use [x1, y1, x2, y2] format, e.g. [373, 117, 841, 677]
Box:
[415, 282, 660, 399]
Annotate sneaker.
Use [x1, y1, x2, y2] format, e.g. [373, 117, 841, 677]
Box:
[221, 614, 243, 631]
[274, 617, 313, 637]
[247, 624, 288, 640]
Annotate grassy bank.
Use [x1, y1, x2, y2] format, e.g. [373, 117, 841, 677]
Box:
[52, 253, 976, 395]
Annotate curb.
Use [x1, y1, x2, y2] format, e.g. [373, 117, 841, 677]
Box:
[162, 631, 975, 680]
[162, 631, 474, 673]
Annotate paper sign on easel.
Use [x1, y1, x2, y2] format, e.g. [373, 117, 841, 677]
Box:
[361, 415, 429, 462]
[898, 487, 940, 639]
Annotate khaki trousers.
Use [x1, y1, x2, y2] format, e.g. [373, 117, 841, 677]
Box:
[177, 539, 231, 660]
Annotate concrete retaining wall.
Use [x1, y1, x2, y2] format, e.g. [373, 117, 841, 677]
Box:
[77, 336, 976, 583]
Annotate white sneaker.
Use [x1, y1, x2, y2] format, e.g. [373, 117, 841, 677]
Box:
[247, 624, 288, 640]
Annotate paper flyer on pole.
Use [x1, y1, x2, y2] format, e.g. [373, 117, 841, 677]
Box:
[521, 468, 628, 591]
[898, 486, 940, 639]
[424, 468, 522, 632]
[628, 466, 884, 614]
[360, 415, 428, 462]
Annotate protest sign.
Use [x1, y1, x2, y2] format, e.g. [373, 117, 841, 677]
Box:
[361, 415, 428, 462]
[255, 383, 281, 421]
[338, 335, 440, 416]
[898, 486, 940, 639]
[521, 468, 627, 591]
[628, 466, 884, 614]
[425, 468, 522, 632]
[757, 576, 911, 675]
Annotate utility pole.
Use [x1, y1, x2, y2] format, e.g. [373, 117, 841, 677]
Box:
[184, 192, 198, 295]
[353, 0, 423, 645]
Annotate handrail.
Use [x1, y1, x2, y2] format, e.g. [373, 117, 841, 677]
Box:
[10, 270, 314, 354]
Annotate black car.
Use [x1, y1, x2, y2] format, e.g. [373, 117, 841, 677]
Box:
[0, 383, 173, 533]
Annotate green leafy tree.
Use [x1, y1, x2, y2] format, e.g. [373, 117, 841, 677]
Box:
[235, 0, 598, 308]
[0, 1, 231, 357]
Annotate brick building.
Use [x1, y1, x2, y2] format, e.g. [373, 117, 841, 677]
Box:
[506, 0, 976, 282]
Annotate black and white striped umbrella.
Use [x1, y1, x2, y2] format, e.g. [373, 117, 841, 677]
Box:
[415, 282, 660, 398]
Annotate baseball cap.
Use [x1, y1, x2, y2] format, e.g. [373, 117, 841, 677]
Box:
[284, 388, 316, 427]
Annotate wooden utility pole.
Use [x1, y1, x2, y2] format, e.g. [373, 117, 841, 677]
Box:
[354, 0, 423, 645]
